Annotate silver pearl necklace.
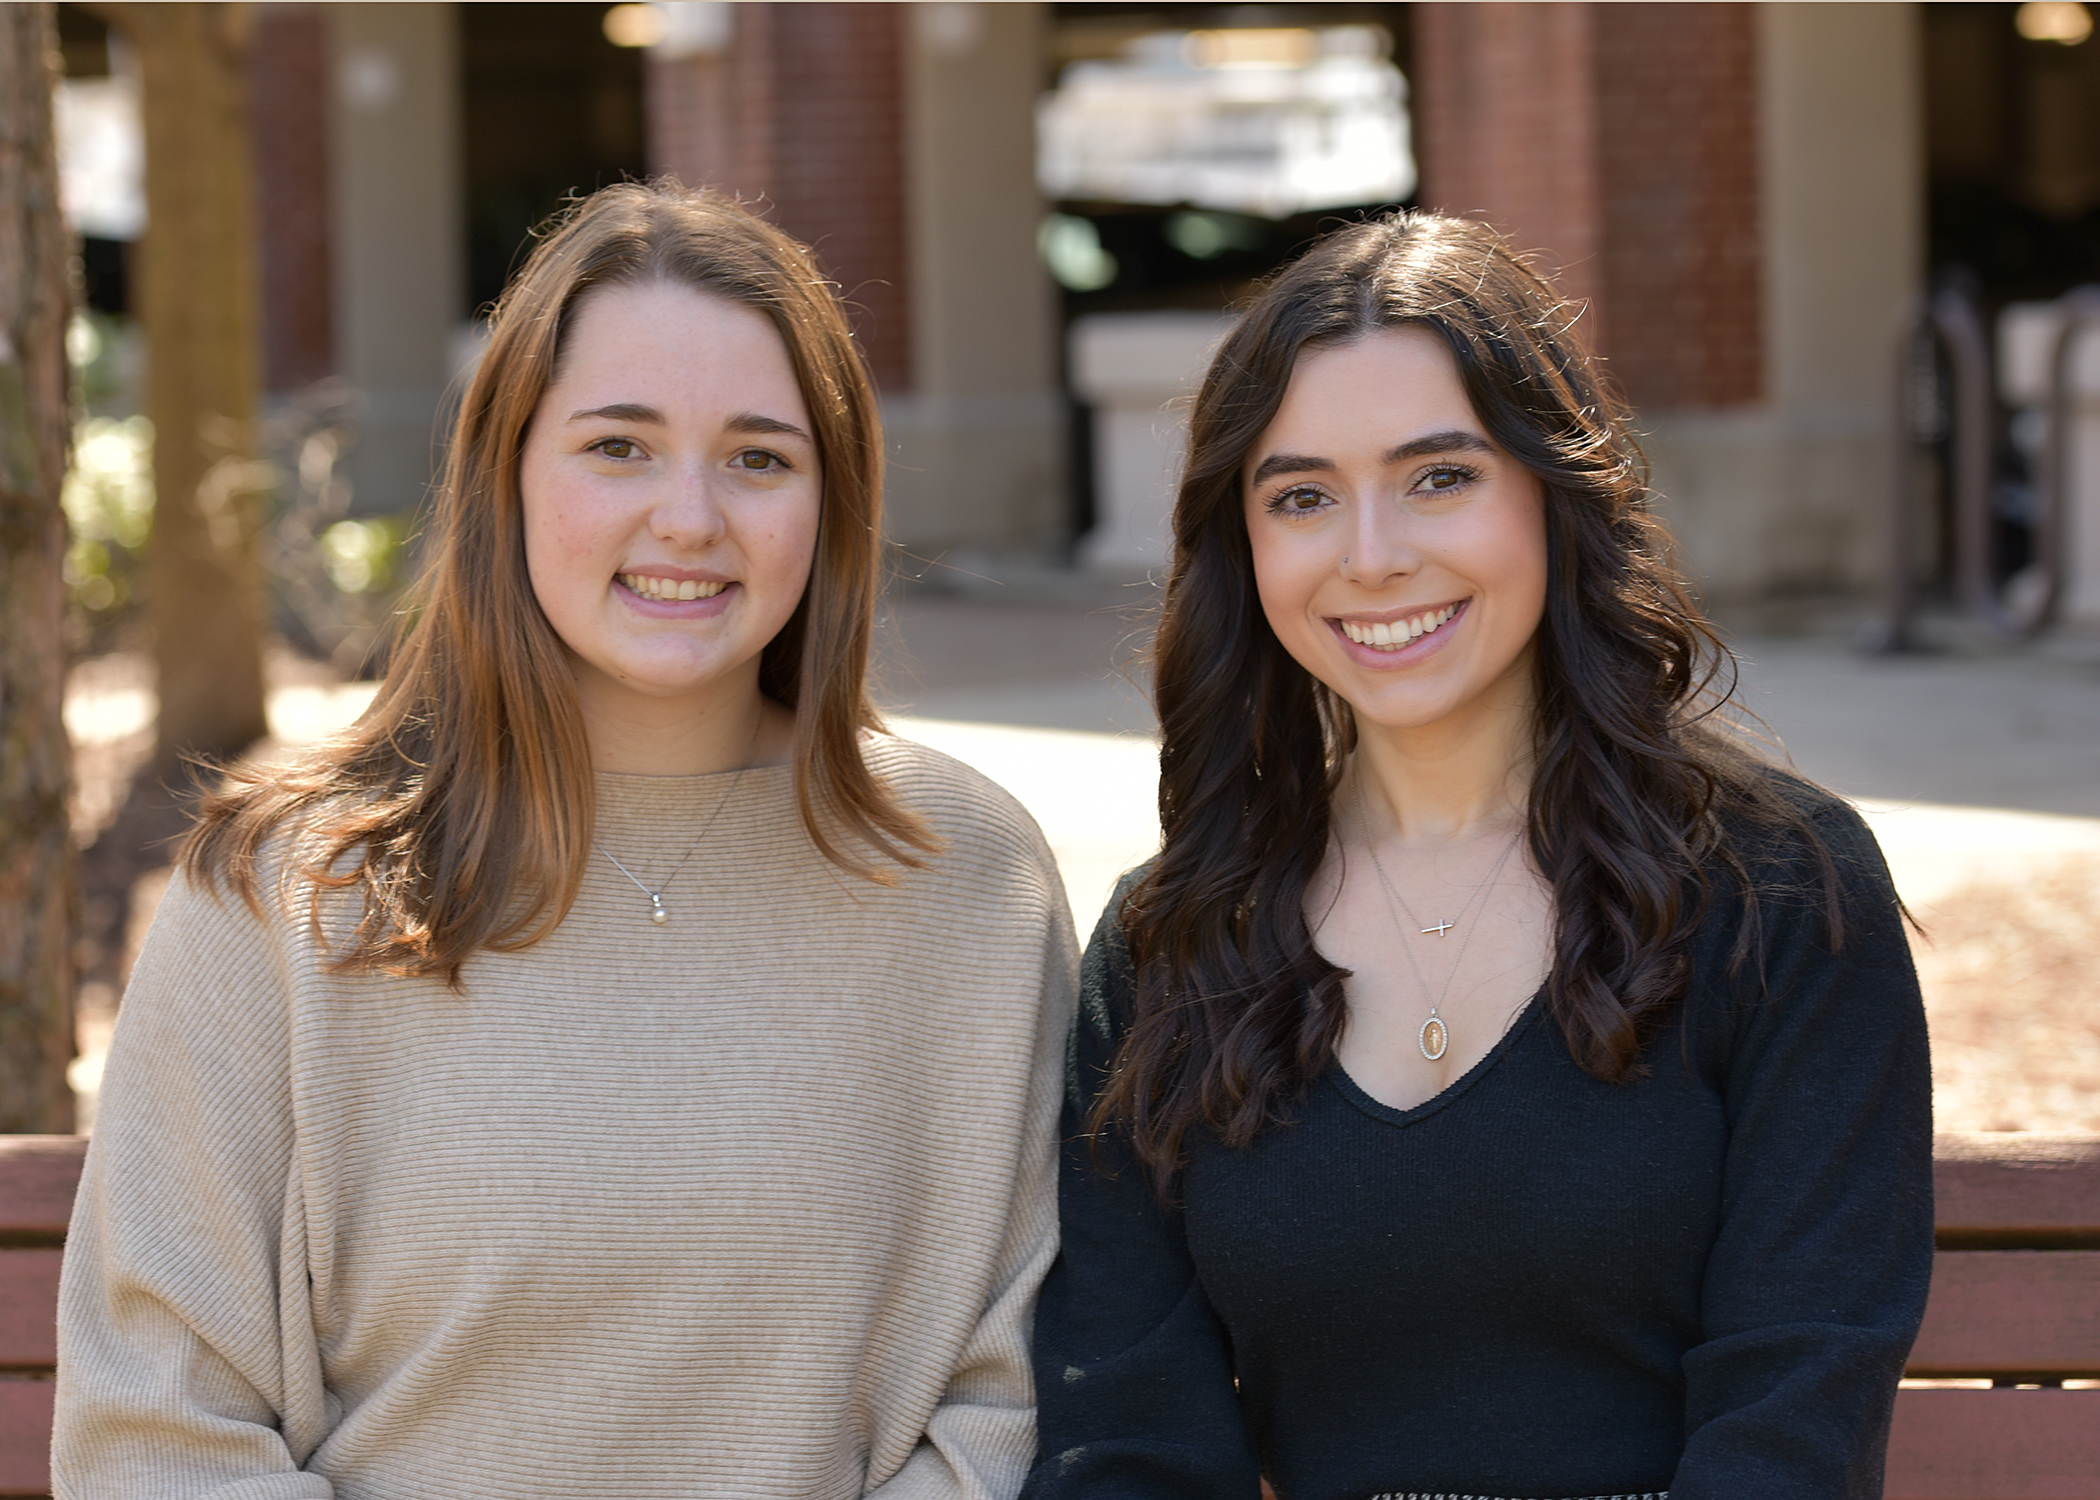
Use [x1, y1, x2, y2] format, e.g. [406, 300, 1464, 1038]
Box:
[1353, 781, 1525, 1061]
[595, 713, 762, 926]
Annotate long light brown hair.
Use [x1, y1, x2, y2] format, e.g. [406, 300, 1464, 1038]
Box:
[1096, 211, 1838, 1183]
[186, 182, 935, 981]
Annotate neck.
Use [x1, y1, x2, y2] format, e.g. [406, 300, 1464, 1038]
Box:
[573, 663, 785, 776]
[1350, 692, 1534, 848]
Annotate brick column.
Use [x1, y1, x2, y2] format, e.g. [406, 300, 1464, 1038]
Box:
[1413, 2, 1762, 413]
[251, 5, 333, 392]
[1593, 4, 1761, 410]
[647, 3, 912, 391]
[1413, 4, 1605, 330]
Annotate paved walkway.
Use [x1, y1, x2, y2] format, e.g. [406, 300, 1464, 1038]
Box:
[61, 591, 2100, 1129]
[875, 590, 2100, 927]
[61, 594, 2100, 925]
[65, 593, 2099, 930]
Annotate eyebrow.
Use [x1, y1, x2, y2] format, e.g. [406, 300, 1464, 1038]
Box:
[564, 405, 813, 444]
[724, 412, 813, 443]
[567, 402, 664, 425]
[1248, 428, 1498, 486]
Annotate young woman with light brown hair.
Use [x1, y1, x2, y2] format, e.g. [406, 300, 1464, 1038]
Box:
[56, 182, 1075, 1500]
[1024, 212, 1932, 1500]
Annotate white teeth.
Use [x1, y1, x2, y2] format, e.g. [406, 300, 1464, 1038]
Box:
[621, 573, 725, 601]
[1341, 604, 1460, 650]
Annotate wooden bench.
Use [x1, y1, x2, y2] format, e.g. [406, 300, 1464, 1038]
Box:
[3, 1132, 2096, 1497]
[0, 1137, 82, 1500]
[1888, 1131, 2100, 1500]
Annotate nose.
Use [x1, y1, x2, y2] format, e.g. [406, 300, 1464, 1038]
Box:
[651, 461, 727, 550]
[1338, 496, 1423, 587]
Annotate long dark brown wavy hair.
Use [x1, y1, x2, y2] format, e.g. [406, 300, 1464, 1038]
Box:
[1095, 210, 1838, 1181]
[184, 182, 936, 982]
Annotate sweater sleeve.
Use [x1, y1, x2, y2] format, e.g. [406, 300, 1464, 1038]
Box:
[1019, 882, 1264, 1500]
[1671, 798, 1936, 1500]
[54, 868, 335, 1500]
[867, 841, 1081, 1500]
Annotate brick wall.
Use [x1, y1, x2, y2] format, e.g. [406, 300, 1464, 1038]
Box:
[1414, 2, 1762, 413]
[1413, 3, 1605, 327]
[251, 7, 333, 392]
[647, 4, 913, 390]
[1594, 4, 1761, 411]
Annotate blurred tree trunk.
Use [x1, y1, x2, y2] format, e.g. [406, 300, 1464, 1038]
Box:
[0, 2, 79, 1133]
[99, 2, 269, 768]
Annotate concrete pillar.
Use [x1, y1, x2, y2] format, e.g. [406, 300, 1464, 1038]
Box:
[327, 2, 464, 517]
[1069, 311, 1233, 578]
[887, 0, 1065, 558]
[1643, 3, 1922, 601]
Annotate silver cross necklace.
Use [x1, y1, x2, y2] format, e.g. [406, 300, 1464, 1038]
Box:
[595, 712, 763, 926]
[1353, 782, 1525, 1061]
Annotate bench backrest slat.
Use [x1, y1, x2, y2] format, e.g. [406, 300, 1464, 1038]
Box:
[0, 1141, 85, 1244]
[1885, 1388, 2100, 1500]
[1933, 1132, 2100, 1249]
[1908, 1250, 2100, 1379]
[0, 1254, 62, 1374]
[0, 1378, 54, 1500]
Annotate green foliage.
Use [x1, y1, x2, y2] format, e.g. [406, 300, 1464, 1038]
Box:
[319, 514, 409, 596]
[60, 414, 152, 618]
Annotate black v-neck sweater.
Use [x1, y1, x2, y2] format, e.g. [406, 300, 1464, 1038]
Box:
[1023, 782, 1934, 1500]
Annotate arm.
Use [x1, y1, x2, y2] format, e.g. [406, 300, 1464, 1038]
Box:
[54, 870, 334, 1500]
[1672, 801, 1936, 1500]
[1019, 883, 1264, 1500]
[867, 846, 1080, 1500]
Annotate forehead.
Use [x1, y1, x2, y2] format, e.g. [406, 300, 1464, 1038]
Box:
[1279, 327, 1467, 421]
[549, 281, 803, 400]
[1242, 326, 1481, 485]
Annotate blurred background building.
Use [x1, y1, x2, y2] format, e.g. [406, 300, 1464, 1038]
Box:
[48, 0, 2100, 630]
[37, 2, 2100, 1141]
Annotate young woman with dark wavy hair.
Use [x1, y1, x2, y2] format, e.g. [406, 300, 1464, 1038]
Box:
[1023, 212, 1931, 1500]
[56, 182, 1075, 1499]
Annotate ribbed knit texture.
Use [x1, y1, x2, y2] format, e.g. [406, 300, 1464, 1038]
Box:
[56, 737, 1078, 1500]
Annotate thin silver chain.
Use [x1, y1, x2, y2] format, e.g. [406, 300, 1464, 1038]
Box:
[595, 711, 763, 925]
[1352, 773, 1524, 1061]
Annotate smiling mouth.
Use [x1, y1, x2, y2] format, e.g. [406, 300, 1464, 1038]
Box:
[1338, 601, 1463, 650]
[620, 573, 727, 602]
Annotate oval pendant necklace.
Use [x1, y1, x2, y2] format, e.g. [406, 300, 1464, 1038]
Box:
[1353, 784, 1524, 1062]
[594, 713, 762, 926]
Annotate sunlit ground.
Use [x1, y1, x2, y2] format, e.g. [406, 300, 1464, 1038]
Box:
[61, 601, 2100, 1135]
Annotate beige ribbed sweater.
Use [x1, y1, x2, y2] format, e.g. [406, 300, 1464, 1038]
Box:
[55, 737, 1078, 1500]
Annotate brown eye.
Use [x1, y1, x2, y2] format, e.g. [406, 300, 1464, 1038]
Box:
[595, 438, 639, 460]
[1419, 464, 1480, 494]
[735, 449, 783, 471]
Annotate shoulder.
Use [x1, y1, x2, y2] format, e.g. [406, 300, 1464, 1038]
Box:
[1713, 764, 1889, 894]
[1074, 865, 1149, 1051]
[863, 731, 1054, 865]
[1738, 763, 1867, 837]
[113, 854, 315, 1061]
[1692, 764, 1910, 997]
